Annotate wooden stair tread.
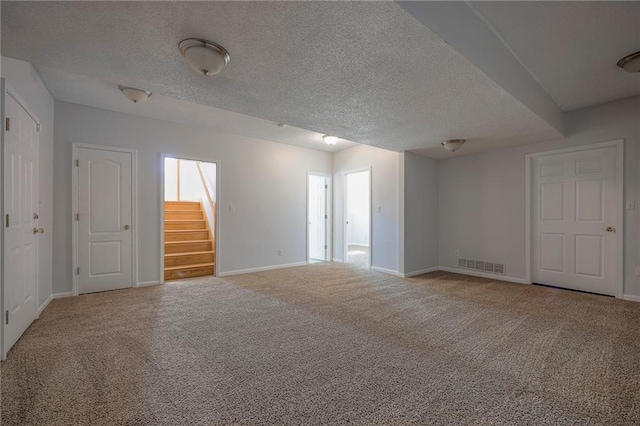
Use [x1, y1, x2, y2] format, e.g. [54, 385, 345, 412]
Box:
[165, 262, 215, 271]
[165, 240, 211, 244]
[165, 201, 200, 204]
[165, 250, 214, 257]
[165, 229, 209, 233]
[165, 219, 206, 222]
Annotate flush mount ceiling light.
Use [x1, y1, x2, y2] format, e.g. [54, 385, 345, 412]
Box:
[179, 38, 230, 76]
[323, 135, 339, 145]
[442, 139, 466, 152]
[617, 51, 640, 73]
[118, 86, 152, 103]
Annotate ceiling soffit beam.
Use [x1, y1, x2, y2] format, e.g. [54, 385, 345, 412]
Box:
[397, 1, 565, 136]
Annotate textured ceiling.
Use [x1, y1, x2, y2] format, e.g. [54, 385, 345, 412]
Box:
[472, 1, 640, 111]
[1, 1, 561, 157]
[36, 66, 358, 153]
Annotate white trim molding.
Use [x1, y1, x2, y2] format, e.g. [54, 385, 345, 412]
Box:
[53, 292, 73, 299]
[136, 281, 161, 288]
[218, 261, 307, 277]
[332, 258, 344, 263]
[403, 267, 440, 278]
[38, 294, 53, 316]
[623, 294, 640, 303]
[525, 139, 625, 298]
[370, 266, 403, 277]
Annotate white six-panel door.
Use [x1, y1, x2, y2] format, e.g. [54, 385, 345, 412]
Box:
[532, 146, 619, 295]
[3, 92, 39, 357]
[76, 147, 133, 294]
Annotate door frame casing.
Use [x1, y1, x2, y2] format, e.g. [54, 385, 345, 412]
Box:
[1, 82, 42, 360]
[525, 139, 624, 298]
[72, 143, 138, 296]
[343, 167, 372, 268]
[306, 172, 332, 263]
[159, 153, 220, 283]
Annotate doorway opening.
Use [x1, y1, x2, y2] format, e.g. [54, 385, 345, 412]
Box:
[163, 157, 217, 281]
[344, 169, 371, 268]
[308, 173, 330, 263]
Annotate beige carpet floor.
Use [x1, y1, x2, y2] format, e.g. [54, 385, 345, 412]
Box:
[2, 263, 640, 425]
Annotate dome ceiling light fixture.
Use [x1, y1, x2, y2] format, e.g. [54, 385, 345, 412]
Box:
[442, 139, 466, 152]
[179, 38, 230, 76]
[323, 135, 339, 145]
[617, 50, 640, 73]
[118, 85, 152, 103]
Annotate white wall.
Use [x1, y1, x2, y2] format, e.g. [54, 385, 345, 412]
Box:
[402, 152, 439, 275]
[438, 96, 640, 296]
[53, 101, 332, 293]
[1, 57, 54, 308]
[333, 144, 400, 272]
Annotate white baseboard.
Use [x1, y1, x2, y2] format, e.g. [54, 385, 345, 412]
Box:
[371, 266, 402, 277]
[438, 266, 529, 284]
[136, 281, 160, 288]
[218, 261, 307, 277]
[53, 292, 73, 299]
[623, 294, 640, 303]
[332, 258, 343, 263]
[403, 267, 440, 278]
[38, 294, 53, 316]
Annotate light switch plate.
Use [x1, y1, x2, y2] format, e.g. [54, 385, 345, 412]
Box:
[627, 201, 636, 210]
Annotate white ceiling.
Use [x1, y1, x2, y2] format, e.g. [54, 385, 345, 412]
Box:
[1, 1, 563, 158]
[471, 1, 640, 111]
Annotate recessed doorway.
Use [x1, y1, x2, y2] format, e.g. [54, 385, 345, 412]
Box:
[344, 169, 371, 268]
[162, 156, 218, 281]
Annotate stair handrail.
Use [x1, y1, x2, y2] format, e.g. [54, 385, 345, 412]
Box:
[195, 161, 216, 211]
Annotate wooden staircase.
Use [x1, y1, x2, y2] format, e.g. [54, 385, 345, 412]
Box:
[164, 201, 215, 281]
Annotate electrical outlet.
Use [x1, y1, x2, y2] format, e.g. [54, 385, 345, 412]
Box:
[229, 204, 235, 212]
[376, 205, 382, 213]
[627, 200, 636, 210]
[277, 249, 283, 256]
[453, 250, 460, 257]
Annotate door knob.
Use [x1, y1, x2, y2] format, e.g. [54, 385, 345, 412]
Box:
[606, 226, 616, 232]
[32, 228, 44, 234]
[124, 225, 131, 230]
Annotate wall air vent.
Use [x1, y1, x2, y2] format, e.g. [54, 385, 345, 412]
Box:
[457, 258, 504, 276]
